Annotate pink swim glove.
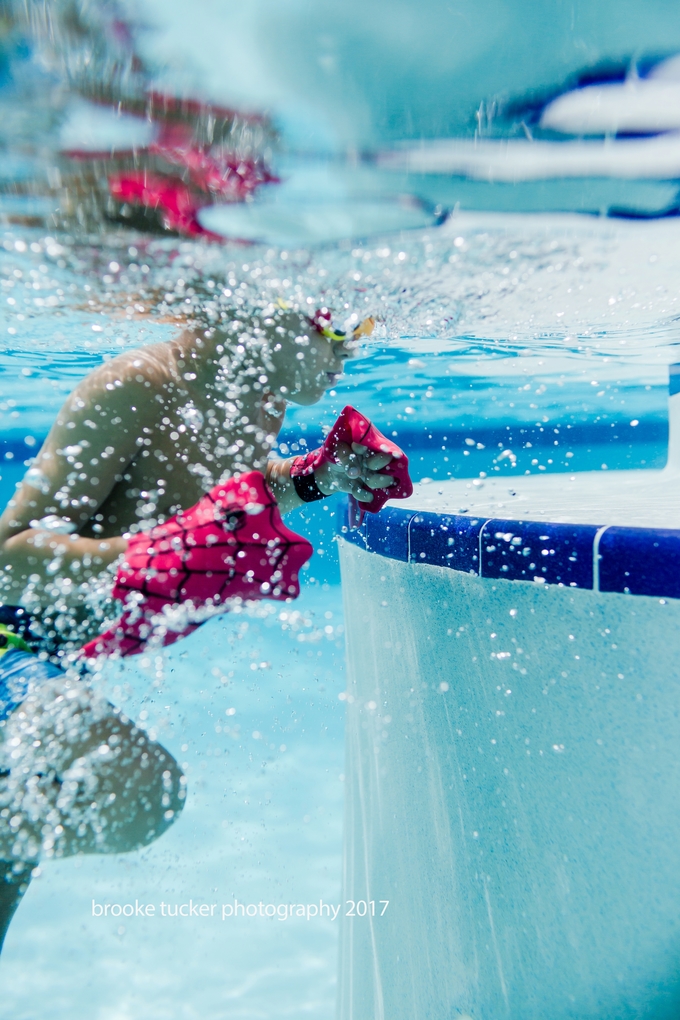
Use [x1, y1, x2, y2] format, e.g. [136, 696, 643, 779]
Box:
[81, 472, 313, 659]
[289, 405, 413, 514]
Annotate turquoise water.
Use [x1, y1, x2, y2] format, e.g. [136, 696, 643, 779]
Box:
[3, 588, 347, 1018]
[1, 0, 680, 1015]
[0, 213, 676, 1016]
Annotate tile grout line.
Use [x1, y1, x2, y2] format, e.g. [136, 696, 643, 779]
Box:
[479, 519, 491, 578]
[357, 506, 680, 598]
[592, 526, 610, 592]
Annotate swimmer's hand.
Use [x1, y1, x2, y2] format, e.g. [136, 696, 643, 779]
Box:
[314, 442, 395, 503]
[289, 406, 413, 513]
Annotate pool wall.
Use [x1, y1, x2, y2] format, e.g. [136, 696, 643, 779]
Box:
[337, 509, 680, 1019]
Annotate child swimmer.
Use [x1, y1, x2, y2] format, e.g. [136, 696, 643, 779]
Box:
[0, 302, 412, 949]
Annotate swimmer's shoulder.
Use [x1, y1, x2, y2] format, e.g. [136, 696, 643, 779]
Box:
[97, 341, 180, 390]
[66, 341, 181, 410]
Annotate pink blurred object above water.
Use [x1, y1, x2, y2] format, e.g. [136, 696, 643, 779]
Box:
[63, 91, 278, 239]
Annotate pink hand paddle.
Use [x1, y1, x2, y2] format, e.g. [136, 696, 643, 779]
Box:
[81, 471, 312, 659]
[290, 405, 413, 519]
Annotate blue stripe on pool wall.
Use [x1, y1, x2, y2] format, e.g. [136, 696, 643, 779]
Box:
[336, 499, 680, 600]
[598, 527, 680, 599]
[365, 507, 412, 561]
[481, 519, 599, 589]
[409, 512, 483, 573]
[669, 363, 680, 398]
[337, 503, 413, 561]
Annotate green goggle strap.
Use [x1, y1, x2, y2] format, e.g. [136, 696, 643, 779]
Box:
[318, 324, 349, 341]
[0, 624, 32, 655]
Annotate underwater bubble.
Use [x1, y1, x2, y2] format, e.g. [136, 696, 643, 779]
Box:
[29, 515, 76, 534]
[179, 404, 204, 431]
[24, 467, 50, 494]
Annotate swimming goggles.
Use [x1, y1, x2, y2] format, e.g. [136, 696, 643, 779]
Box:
[0, 624, 31, 658]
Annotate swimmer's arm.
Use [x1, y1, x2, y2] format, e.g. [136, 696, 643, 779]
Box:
[265, 459, 305, 513]
[0, 358, 152, 593]
[0, 531, 126, 604]
[266, 446, 395, 515]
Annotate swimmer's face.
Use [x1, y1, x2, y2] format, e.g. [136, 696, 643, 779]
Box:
[265, 320, 355, 405]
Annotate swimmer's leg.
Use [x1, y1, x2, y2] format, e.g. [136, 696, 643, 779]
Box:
[47, 706, 187, 856]
[0, 858, 29, 953]
[0, 652, 186, 952]
[0, 677, 186, 859]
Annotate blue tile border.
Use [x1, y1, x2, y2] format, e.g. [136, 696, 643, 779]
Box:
[409, 512, 483, 573]
[481, 519, 598, 589]
[598, 527, 680, 599]
[338, 503, 414, 562]
[336, 499, 680, 600]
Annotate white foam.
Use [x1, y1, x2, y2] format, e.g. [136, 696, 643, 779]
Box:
[198, 196, 433, 246]
[540, 80, 680, 136]
[58, 99, 157, 153]
[378, 133, 680, 181]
